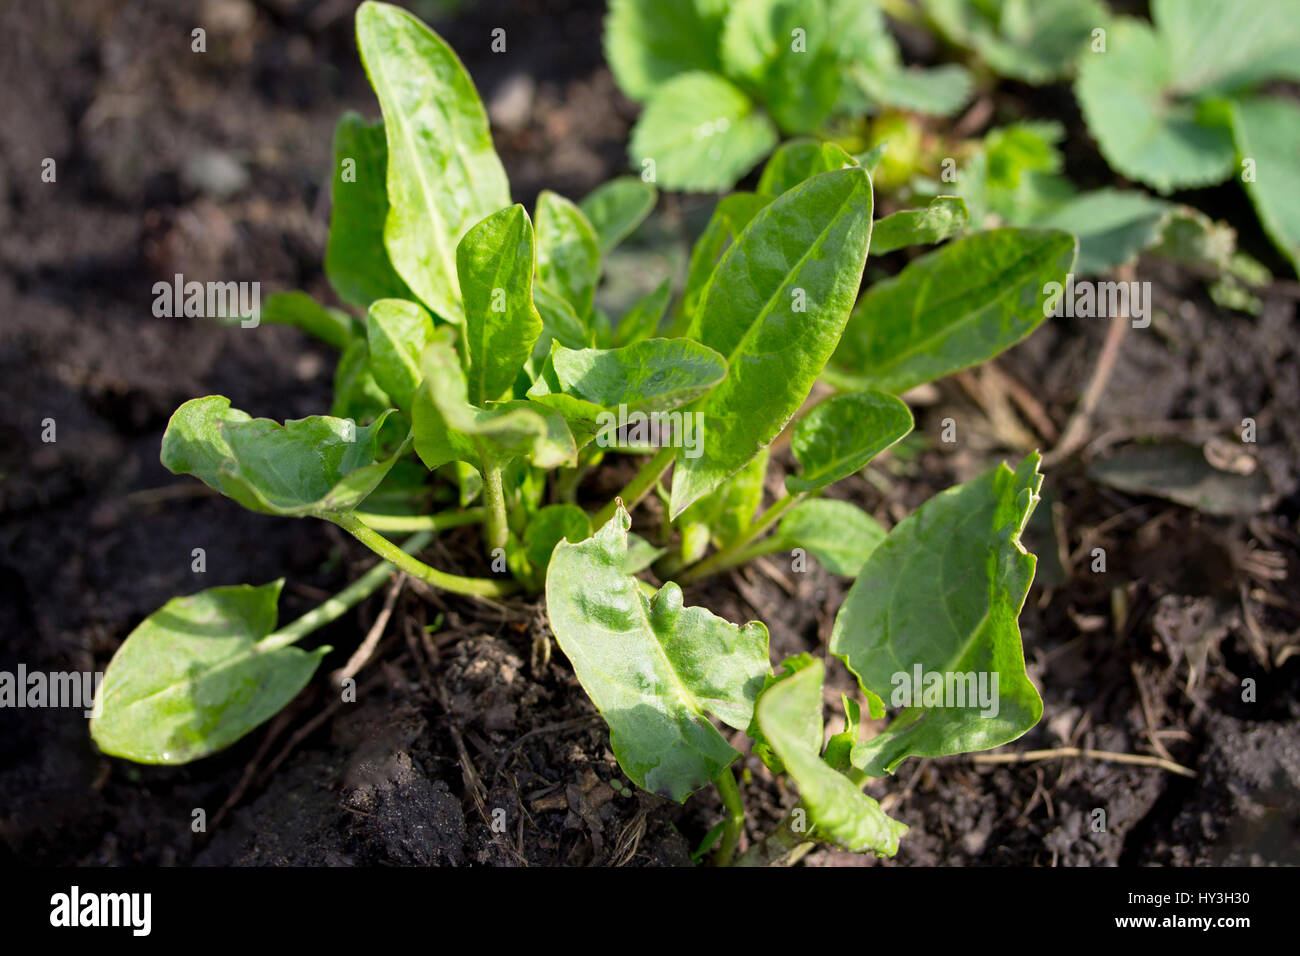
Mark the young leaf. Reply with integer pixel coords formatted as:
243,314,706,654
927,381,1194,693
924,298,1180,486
366,298,436,414
614,277,672,346
522,504,592,580
355,1,509,321
869,197,969,256
261,291,361,351
458,204,543,405
527,338,727,446
535,191,601,318
161,396,405,517
412,333,576,472
90,582,326,764
604,0,730,101
678,447,768,550
325,112,414,308
756,139,857,198
546,506,771,802
829,228,1076,395
676,192,771,331
533,284,596,354
579,178,658,255
670,166,874,517
755,660,907,855
768,498,886,577
786,391,913,493
1230,97,1300,277
831,454,1045,777
628,71,778,193
331,339,392,423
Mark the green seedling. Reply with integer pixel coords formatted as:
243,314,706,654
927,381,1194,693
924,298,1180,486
93,1,1073,865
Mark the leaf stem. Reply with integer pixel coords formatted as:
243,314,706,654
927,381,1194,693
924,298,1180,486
734,803,816,867
353,507,484,532
593,445,677,527
260,530,434,651
676,492,805,585
481,458,510,554
332,513,518,598
711,766,747,866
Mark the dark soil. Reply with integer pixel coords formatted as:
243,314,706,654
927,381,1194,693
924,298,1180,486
2,0,1297,867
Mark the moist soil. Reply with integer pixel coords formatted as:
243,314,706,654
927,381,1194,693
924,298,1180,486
2,0,1297,867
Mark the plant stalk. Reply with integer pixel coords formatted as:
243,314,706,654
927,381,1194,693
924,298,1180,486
332,513,518,598
711,767,747,866
676,492,805,585
593,445,677,527
260,530,434,651
353,507,484,533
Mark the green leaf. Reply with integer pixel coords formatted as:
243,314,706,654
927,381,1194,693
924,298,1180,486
677,192,771,331
625,532,668,574
757,139,857,198
535,191,601,318
787,391,913,493
518,504,592,588
261,291,360,351
924,0,1108,83
614,277,672,346
161,396,405,517
870,197,969,256
755,660,907,855
679,447,769,550
629,71,779,193
604,0,730,101
366,298,436,414
527,337,727,447
1027,188,1174,275
356,1,509,321
671,166,874,517
325,112,414,308
458,204,543,405
1154,0,1300,96
330,339,392,423
823,695,861,772
1230,97,1300,277
720,0,840,134
546,506,771,802
91,582,326,764
412,333,576,471
746,651,816,773
533,284,595,354
852,62,972,117
1075,15,1236,193
830,228,1076,395
770,498,886,577
831,453,1045,777
579,178,658,255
